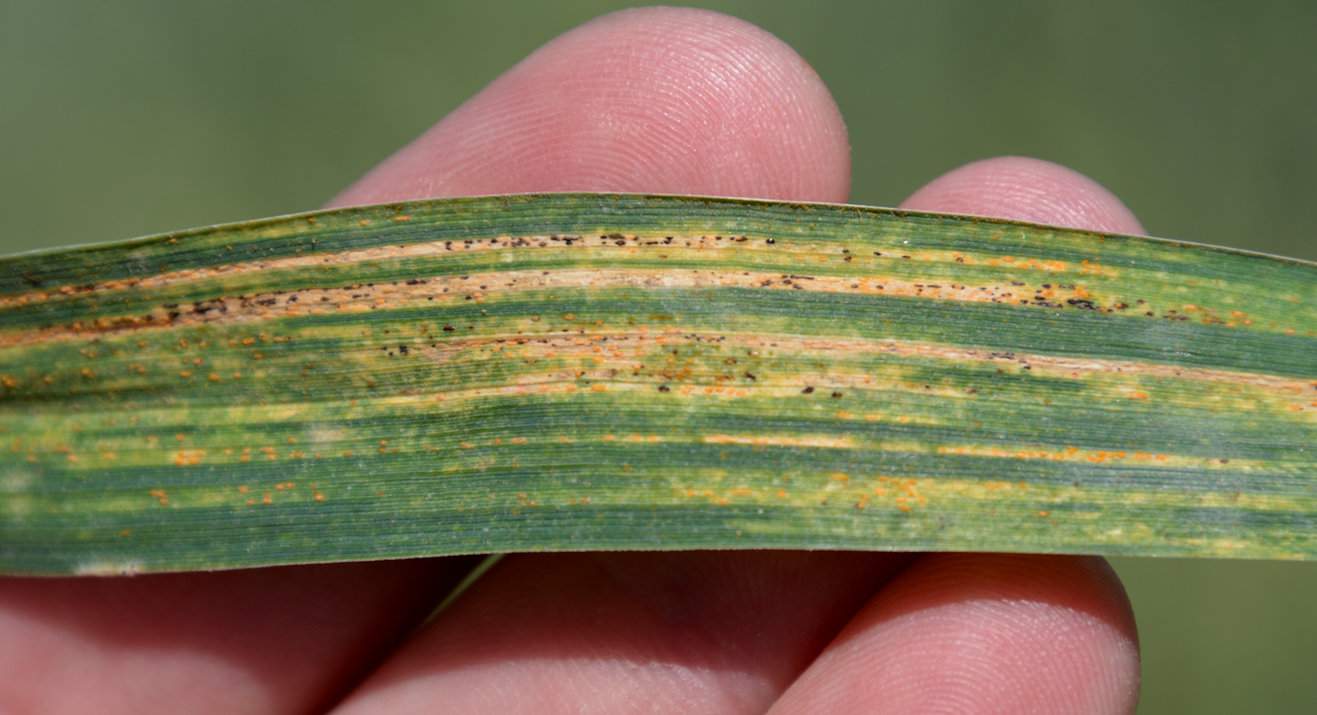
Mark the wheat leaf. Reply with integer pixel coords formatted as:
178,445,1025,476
0,193,1312,575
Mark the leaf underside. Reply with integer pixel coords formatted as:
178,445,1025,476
0,193,1312,575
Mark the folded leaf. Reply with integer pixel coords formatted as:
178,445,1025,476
0,193,1312,575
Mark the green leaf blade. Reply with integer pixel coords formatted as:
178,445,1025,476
1,194,1313,574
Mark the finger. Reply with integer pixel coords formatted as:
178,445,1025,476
332,8,905,714
330,6,849,207
769,554,1140,714
0,559,477,714
768,156,1143,714
900,155,1145,234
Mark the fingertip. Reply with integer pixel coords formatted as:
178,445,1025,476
901,156,1144,235
771,554,1140,714
331,6,850,207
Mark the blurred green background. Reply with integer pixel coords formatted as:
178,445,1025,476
2,1,1313,711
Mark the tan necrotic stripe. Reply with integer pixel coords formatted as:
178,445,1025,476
7,277,1309,399
1,229,1121,309
0,260,1211,346
28,377,1273,474
6,328,1308,478
415,330,1312,394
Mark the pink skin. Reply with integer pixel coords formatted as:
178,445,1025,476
0,8,1140,713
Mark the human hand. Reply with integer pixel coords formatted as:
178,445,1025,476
0,8,1140,713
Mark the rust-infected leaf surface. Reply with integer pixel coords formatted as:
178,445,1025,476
0,194,1312,574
